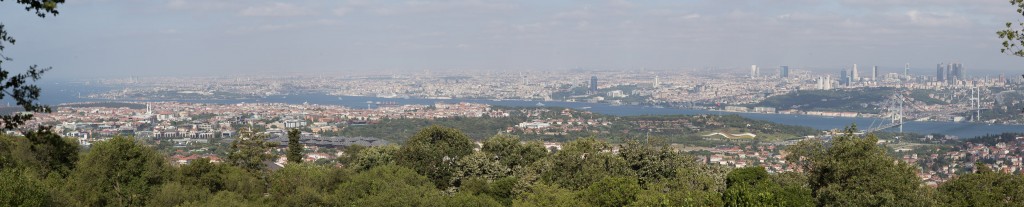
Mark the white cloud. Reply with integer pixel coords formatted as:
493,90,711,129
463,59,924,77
906,10,970,27
332,7,353,16
239,3,316,17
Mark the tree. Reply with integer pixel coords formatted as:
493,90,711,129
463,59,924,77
227,127,275,173
582,176,641,207
534,137,632,190
633,163,727,207
349,144,399,172
0,128,77,177
452,151,510,186
480,134,547,170
0,0,66,130
722,166,812,207
786,125,929,206
68,136,171,207
0,169,52,206
178,158,226,193
21,126,78,176
329,164,444,206
287,128,303,164
147,182,211,207
512,183,586,207
443,192,503,207
397,125,475,189
268,163,334,206
618,139,687,186
937,163,1024,206
998,0,1024,57
337,144,366,167
179,191,269,207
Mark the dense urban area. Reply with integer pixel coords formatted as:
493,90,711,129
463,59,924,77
3,0,1024,206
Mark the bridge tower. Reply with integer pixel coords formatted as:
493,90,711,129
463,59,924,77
898,92,904,133
970,87,981,122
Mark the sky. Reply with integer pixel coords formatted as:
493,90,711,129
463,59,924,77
0,0,1022,79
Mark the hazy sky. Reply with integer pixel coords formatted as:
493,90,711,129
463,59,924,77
1,0,1022,79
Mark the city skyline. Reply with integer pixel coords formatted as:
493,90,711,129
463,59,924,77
0,0,1022,80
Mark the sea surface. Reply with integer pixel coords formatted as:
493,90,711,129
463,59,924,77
28,82,1024,139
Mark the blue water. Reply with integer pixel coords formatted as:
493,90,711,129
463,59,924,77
26,82,1024,138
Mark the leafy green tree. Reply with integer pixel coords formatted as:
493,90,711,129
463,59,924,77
0,0,64,130
337,144,367,166
721,166,811,207
443,192,503,207
458,176,519,206
937,163,1024,206
397,125,475,188
453,151,510,186
633,163,727,206
998,0,1024,57
350,144,399,171
147,182,211,207
513,183,587,207
582,176,641,207
329,164,443,206
287,128,303,163
178,158,226,193
769,172,814,207
216,165,266,199
481,134,547,170
68,136,171,207
618,139,686,186
786,125,929,206
227,127,275,172
0,169,52,206
179,191,268,207
21,126,78,176
534,137,632,190
268,163,334,206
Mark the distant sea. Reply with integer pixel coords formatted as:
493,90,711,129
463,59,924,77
25,82,1024,139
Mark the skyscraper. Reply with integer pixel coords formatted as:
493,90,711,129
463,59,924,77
840,68,849,86
904,63,910,79
936,63,945,82
751,65,759,78
871,66,878,81
946,63,953,84
653,75,660,88
590,76,598,94
780,66,790,78
825,75,832,90
851,64,859,82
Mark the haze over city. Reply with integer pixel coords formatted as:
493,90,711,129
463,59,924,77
0,0,1021,79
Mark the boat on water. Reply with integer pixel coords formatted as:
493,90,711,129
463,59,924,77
536,102,545,107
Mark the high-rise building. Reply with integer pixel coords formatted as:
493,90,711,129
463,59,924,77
840,68,849,86
871,66,878,81
904,63,910,79
946,63,953,84
653,75,660,88
751,65,759,78
816,77,824,90
852,64,859,82
950,63,964,82
824,75,832,90
780,66,790,78
936,63,945,82
590,76,598,94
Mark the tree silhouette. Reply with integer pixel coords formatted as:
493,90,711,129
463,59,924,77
0,0,66,130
